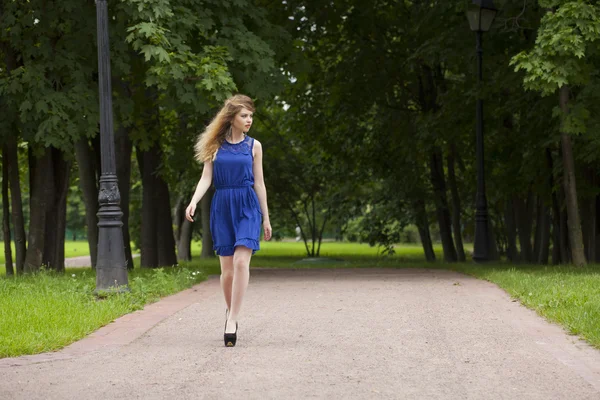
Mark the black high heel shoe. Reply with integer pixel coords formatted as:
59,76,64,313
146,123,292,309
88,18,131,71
224,321,238,347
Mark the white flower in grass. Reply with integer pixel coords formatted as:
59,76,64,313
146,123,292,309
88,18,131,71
72,274,76,278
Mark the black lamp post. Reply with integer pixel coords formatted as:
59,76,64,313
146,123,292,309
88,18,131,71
467,0,498,262
95,0,129,293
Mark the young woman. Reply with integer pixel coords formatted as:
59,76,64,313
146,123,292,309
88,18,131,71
185,94,272,347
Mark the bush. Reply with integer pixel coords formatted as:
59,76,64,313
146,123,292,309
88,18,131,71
399,225,420,243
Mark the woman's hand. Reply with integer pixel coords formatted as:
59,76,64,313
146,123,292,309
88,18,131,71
263,220,272,241
185,203,196,222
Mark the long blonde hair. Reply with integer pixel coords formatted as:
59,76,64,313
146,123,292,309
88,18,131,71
194,94,256,163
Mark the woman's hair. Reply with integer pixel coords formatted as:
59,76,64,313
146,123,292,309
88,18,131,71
194,94,256,163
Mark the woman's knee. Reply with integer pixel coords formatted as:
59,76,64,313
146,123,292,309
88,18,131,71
233,257,249,271
233,248,251,270
219,256,234,276
221,268,234,279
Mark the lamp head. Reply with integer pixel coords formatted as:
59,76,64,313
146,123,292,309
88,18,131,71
467,0,498,32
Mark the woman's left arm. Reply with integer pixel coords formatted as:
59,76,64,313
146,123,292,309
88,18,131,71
253,140,272,241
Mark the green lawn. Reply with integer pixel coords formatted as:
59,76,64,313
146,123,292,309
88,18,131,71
0,264,219,358
1,240,444,267
1,240,599,358
454,263,600,349
0,241,91,265
207,240,447,260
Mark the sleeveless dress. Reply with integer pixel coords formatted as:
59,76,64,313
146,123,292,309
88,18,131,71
210,135,262,256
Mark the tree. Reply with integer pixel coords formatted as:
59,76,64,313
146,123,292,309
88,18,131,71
119,0,288,265
0,0,99,273
511,1,600,266
2,148,14,276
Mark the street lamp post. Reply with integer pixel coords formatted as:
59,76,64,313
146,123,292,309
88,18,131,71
466,0,498,262
95,0,129,292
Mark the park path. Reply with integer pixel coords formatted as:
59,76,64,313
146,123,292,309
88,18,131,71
1,268,600,399
3,255,138,269
65,254,139,268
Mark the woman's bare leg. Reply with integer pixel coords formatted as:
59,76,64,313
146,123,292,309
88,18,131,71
219,255,234,313
225,246,252,333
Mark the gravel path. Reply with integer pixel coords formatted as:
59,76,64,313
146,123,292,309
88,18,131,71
1,268,599,399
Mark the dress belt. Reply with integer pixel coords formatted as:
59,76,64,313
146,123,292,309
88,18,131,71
215,185,251,190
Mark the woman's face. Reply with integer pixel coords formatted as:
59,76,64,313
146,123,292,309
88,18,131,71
232,107,253,134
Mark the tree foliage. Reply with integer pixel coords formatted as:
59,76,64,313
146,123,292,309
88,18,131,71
3,0,600,267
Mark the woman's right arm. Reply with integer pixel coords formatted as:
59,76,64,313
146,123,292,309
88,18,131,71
185,161,213,222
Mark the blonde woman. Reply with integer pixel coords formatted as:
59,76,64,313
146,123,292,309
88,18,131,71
185,94,272,347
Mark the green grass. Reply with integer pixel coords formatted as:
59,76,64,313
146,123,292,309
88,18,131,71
0,241,92,265
0,264,220,358
453,263,600,349
1,240,599,358
1,240,439,268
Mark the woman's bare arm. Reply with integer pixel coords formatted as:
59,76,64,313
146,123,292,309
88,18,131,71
185,161,213,222
252,140,272,241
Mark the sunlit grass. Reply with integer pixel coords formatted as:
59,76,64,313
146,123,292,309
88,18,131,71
192,240,448,259
0,241,92,266
2,240,442,270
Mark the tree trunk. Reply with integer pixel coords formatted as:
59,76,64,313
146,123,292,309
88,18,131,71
75,138,99,269
316,208,331,257
91,135,102,183
178,219,193,262
200,186,215,258
596,195,600,262
582,195,596,263
156,171,177,267
414,198,436,262
42,148,70,273
533,199,551,264
38,148,70,271
137,146,158,268
547,148,562,264
539,216,551,265
174,198,182,248
2,47,25,274
533,197,542,261
311,195,317,256
174,196,192,261
487,215,500,261
552,212,561,264
429,149,457,262
174,197,184,255
559,86,586,266
4,136,26,274
24,147,52,273
560,205,571,263
581,168,596,262
2,150,14,276
115,126,134,270
504,197,519,262
514,193,534,263
41,153,57,271
417,66,445,262
446,145,466,261
137,144,177,267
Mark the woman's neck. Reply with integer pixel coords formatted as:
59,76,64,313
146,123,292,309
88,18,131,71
229,127,245,143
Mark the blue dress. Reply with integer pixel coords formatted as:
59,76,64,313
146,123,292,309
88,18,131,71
210,135,262,256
